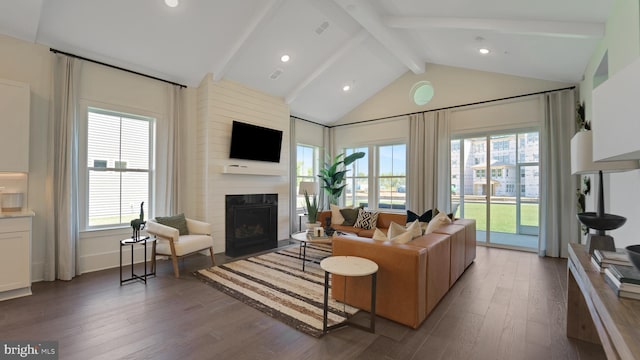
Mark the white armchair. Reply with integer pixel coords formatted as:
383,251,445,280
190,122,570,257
146,217,215,278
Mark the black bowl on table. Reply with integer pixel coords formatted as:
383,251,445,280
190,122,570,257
626,245,640,271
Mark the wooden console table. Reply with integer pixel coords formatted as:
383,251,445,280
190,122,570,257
567,243,640,359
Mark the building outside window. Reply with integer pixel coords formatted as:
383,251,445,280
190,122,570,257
85,108,152,229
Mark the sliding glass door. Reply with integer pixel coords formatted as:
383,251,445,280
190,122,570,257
451,130,540,250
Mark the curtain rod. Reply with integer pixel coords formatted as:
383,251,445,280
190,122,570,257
49,48,187,88
299,85,576,129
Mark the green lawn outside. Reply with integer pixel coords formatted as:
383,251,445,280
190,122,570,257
460,203,539,233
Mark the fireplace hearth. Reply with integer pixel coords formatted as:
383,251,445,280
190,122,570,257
225,194,277,257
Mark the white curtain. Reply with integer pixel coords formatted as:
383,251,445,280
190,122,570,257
408,111,452,212
540,89,578,258
157,84,183,215
289,117,298,234
408,113,427,211
44,54,82,281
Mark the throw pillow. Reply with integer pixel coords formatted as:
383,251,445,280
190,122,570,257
372,228,387,241
340,206,362,226
354,208,379,230
406,209,433,224
391,230,414,244
155,213,189,235
424,211,452,234
330,204,352,225
406,219,423,238
388,221,407,239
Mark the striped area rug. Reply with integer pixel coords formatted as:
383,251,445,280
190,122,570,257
194,244,359,337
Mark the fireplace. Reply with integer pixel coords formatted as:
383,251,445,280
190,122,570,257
225,194,278,257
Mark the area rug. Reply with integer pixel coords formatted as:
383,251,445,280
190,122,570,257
194,244,359,337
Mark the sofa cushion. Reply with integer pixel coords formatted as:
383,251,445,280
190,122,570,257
155,213,189,235
354,208,379,230
425,211,452,234
340,207,361,226
330,204,352,225
375,220,421,244
372,228,387,241
407,209,433,223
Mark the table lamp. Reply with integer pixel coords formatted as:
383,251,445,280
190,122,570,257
298,181,318,197
570,130,640,254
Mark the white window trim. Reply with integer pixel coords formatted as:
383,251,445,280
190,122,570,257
79,100,158,232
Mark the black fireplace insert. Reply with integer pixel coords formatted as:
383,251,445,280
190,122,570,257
225,194,277,257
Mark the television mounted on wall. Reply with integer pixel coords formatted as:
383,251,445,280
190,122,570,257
229,120,283,163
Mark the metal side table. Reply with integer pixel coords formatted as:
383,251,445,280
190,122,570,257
120,236,156,285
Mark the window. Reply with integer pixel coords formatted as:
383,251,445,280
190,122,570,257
341,144,406,211
86,108,152,228
296,144,319,210
377,144,406,210
344,147,369,208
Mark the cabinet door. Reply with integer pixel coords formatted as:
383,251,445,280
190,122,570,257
0,231,30,292
0,79,30,171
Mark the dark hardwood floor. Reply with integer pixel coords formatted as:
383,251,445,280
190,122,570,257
0,244,606,360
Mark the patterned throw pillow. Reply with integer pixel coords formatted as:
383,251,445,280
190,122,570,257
155,213,189,235
354,208,379,230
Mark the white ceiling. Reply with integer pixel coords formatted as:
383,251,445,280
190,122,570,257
0,0,613,124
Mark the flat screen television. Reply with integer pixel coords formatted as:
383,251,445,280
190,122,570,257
229,120,283,163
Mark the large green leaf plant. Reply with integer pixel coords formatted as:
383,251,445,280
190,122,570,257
318,152,365,205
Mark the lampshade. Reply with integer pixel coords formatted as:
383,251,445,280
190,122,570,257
298,181,318,196
571,130,639,175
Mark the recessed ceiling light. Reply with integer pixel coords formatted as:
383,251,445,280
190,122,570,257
280,54,290,63
342,84,352,92
165,0,179,7
479,48,490,55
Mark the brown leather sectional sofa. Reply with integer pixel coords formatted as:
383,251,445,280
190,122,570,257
322,210,476,329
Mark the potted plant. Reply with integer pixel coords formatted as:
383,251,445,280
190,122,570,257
303,191,322,229
318,152,366,205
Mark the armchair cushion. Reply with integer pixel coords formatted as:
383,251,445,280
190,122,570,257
156,234,213,256
155,213,189,235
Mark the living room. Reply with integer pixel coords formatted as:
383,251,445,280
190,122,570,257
0,0,638,358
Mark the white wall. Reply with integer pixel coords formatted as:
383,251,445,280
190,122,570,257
336,63,571,126
0,34,52,280
196,76,290,253
0,33,195,278
77,60,187,273
449,95,543,134
580,0,640,249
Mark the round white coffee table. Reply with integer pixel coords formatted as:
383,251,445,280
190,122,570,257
320,255,378,334
291,231,332,271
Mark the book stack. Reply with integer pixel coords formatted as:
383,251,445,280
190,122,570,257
604,264,640,300
591,248,631,273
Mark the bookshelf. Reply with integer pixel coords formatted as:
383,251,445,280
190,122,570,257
567,243,640,359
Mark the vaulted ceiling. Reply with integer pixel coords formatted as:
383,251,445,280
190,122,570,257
0,0,613,124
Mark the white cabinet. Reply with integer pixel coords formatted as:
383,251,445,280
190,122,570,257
0,78,30,171
0,214,33,301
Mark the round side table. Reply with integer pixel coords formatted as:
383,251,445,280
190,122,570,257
320,255,378,334
120,236,156,285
